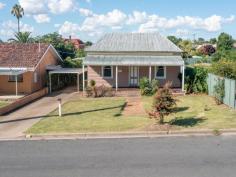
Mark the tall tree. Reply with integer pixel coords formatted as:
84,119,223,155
8,32,33,43
167,36,182,46
217,32,234,51
11,4,24,33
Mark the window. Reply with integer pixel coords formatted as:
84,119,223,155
102,66,113,78
8,74,23,82
155,66,166,79
34,72,38,83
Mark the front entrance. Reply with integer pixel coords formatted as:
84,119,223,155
129,66,139,87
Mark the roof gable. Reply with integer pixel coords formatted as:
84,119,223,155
0,43,62,69
86,33,182,53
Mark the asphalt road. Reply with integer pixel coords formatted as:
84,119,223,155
0,136,236,177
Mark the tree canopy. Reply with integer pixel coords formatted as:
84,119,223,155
8,32,33,43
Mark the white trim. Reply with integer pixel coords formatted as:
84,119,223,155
155,66,166,79
149,66,152,82
101,66,113,79
33,45,63,72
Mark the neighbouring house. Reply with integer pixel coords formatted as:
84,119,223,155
83,33,185,91
64,36,85,49
0,43,62,95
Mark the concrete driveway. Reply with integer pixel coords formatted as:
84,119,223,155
0,90,79,139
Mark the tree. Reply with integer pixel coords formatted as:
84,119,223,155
85,41,93,46
198,44,216,56
209,38,217,44
217,32,233,51
197,37,205,44
11,4,24,33
148,82,177,124
167,36,182,46
8,32,33,43
178,40,195,58
36,32,76,59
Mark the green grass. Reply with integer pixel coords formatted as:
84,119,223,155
0,101,10,108
27,97,152,134
142,95,236,130
28,95,236,134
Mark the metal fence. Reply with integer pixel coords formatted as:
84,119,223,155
207,73,236,109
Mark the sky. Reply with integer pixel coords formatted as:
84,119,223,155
0,0,236,42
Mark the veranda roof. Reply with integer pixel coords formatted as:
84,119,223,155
84,55,184,66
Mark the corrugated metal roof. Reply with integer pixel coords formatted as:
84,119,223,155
84,55,184,66
86,33,182,52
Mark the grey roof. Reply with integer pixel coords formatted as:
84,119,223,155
84,55,184,66
86,33,182,53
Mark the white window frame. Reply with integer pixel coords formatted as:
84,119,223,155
155,66,166,79
101,66,113,79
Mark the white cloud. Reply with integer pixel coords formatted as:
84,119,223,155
34,14,50,23
79,8,93,17
0,2,6,10
137,14,235,33
126,11,148,25
0,20,34,37
58,21,80,37
19,0,46,14
48,0,75,14
80,9,127,33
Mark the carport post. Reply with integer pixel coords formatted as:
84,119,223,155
182,65,185,92
82,64,85,94
15,74,18,96
49,73,52,93
77,73,80,92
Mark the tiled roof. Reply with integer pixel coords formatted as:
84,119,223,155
0,43,50,68
86,33,182,53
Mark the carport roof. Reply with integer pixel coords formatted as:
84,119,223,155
49,68,87,74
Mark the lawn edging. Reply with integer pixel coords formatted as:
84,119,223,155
25,129,236,140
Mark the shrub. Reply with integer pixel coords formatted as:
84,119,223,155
211,60,236,79
184,66,208,94
139,77,159,96
86,80,114,97
148,82,177,124
213,78,225,105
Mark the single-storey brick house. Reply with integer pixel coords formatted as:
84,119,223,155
0,43,62,95
83,33,185,91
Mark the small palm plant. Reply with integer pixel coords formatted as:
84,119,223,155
149,82,177,124
8,32,33,43
11,4,24,33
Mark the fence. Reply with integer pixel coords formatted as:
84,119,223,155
207,73,236,109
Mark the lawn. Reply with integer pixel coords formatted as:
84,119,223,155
0,101,10,108
27,97,152,134
28,95,236,134
142,95,236,130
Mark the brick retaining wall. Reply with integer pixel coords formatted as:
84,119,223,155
0,88,48,115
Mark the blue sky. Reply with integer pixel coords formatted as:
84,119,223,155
0,0,236,42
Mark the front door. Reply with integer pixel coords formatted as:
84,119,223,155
129,66,139,87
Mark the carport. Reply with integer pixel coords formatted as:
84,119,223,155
0,68,27,96
48,68,87,93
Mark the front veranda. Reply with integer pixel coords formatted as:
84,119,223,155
83,55,185,92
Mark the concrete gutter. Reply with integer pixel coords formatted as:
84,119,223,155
1,129,236,141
